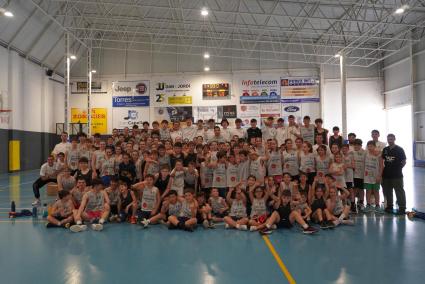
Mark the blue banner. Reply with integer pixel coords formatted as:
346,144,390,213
112,96,150,107
281,98,320,103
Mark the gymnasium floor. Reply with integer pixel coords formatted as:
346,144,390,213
0,168,424,284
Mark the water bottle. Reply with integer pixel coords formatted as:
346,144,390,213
32,206,38,218
9,201,16,218
42,203,48,218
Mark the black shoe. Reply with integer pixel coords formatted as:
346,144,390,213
350,204,357,214
396,209,406,215
168,224,177,230
384,207,394,214
177,221,185,229
320,221,328,229
326,221,335,229
45,223,59,228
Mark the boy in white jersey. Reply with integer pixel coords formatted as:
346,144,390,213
262,116,277,142
299,116,315,145
168,189,198,232
70,179,110,232
352,139,366,212
209,188,229,222
363,141,384,213
224,186,249,230
133,174,161,227
46,190,74,228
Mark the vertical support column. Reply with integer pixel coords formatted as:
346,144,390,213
319,64,325,118
64,32,70,133
87,48,92,137
409,35,416,162
340,54,347,138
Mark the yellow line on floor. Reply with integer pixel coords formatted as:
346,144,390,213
262,235,296,284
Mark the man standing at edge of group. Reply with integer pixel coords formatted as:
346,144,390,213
382,134,407,215
52,132,71,158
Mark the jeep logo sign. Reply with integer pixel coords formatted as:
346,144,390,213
284,106,300,112
114,86,132,93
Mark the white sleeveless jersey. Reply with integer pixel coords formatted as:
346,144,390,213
141,186,158,212
238,160,250,181
146,162,160,176
250,198,267,217
179,200,193,218
299,152,316,173
283,151,299,176
364,153,380,184
300,125,315,145
67,149,80,170
101,156,116,176
267,151,283,176
330,162,346,187
84,191,104,212
93,150,105,170
107,189,120,206
200,163,214,188
315,156,331,177
249,158,265,182
212,163,227,188
229,199,247,218
226,163,239,188
343,152,354,183
209,196,226,214
171,170,185,196
168,201,182,216
353,149,366,179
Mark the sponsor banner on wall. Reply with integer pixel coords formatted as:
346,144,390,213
168,96,192,105
239,78,280,104
152,80,192,106
260,104,281,118
91,108,107,134
71,108,107,134
280,78,319,103
112,80,150,107
71,81,107,94
0,90,11,128
112,107,150,129
202,83,230,100
217,105,237,119
238,104,260,126
194,106,218,121
153,107,193,123
282,104,303,124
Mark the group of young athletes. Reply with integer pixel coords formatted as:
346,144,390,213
33,115,398,235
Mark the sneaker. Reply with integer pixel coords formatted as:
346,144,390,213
303,226,318,234
363,204,372,213
259,228,273,235
91,223,103,231
141,218,150,228
203,219,209,229
70,224,87,233
271,224,277,230
130,216,137,224
45,222,58,228
374,205,384,214
238,225,248,231
31,200,41,206
64,223,71,229
326,220,336,229
384,207,394,214
320,221,328,229
350,204,357,214
208,220,215,229
358,203,365,212
225,224,230,229
250,226,257,232
396,209,406,215
341,219,355,225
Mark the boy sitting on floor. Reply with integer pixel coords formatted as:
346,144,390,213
46,190,74,228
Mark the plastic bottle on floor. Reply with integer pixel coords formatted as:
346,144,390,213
42,203,48,218
32,206,38,218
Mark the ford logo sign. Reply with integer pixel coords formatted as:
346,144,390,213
284,106,300,112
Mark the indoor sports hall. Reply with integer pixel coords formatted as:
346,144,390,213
0,1,425,284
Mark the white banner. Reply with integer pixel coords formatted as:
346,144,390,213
151,78,192,106
71,80,108,94
112,80,150,107
238,105,260,126
281,104,303,124
235,75,281,104
194,106,218,121
112,107,150,129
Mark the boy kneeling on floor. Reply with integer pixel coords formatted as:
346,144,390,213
46,190,74,228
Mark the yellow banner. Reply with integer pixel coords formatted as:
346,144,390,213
71,108,88,123
168,96,192,105
91,108,107,134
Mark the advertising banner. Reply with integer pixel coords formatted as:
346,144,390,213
152,80,192,106
194,106,218,121
71,81,107,94
239,78,280,104
90,108,107,134
71,108,88,123
112,107,150,129
202,83,230,100
153,107,193,123
280,78,320,103
112,80,150,107
260,104,281,118
217,105,237,119
281,104,303,124
238,104,260,126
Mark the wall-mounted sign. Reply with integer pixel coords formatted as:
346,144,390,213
194,106,218,121
280,78,320,103
112,107,150,129
218,105,237,119
112,81,150,107
71,81,107,94
168,96,192,105
202,83,230,100
153,107,193,123
71,108,107,134
239,78,280,104
152,80,191,106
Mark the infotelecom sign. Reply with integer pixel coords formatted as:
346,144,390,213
240,78,280,104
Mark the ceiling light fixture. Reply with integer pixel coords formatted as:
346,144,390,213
70,55,77,60
334,53,341,58
395,5,409,14
91,70,97,73
201,8,209,16
204,66,210,72
4,11,13,17
204,52,210,59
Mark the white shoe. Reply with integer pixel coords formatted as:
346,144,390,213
250,226,257,231
238,225,248,231
341,219,354,226
32,200,41,206
141,218,150,228
225,224,230,229
271,224,277,230
91,223,103,231
70,224,87,233
202,219,209,229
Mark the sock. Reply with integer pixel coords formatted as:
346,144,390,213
99,218,105,224
76,221,82,225
339,213,346,221
302,224,308,229
266,223,271,229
